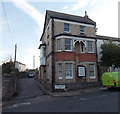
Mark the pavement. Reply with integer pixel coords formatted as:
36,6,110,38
36,80,106,97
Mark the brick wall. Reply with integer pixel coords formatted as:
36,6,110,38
55,52,96,62
54,21,96,37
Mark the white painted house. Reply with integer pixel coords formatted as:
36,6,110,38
15,61,26,72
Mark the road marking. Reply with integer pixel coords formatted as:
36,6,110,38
8,102,30,109
80,98,87,100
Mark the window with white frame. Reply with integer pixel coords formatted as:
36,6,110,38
89,64,95,79
58,39,62,51
64,23,69,32
65,39,72,51
65,63,73,79
58,63,62,79
87,41,94,53
80,26,85,33
80,41,85,53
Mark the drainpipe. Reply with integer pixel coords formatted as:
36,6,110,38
51,18,55,92
95,37,100,82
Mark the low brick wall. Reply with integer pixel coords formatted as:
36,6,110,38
40,80,101,92
65,82,102,90
2,73,17,101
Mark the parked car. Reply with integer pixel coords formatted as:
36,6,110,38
102,72,120,89
28,72,35,78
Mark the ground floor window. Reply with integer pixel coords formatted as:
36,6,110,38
65,63,73,79
89,64,95,79
58,63,62,79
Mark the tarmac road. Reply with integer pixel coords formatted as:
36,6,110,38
3,87,120,112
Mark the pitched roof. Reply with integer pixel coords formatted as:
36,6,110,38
47,10,96,25
96,35,120,41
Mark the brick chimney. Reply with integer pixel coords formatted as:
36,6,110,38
84,11,88,18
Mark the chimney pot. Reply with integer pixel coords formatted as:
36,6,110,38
84,11,88,18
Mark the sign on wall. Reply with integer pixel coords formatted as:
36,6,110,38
55,84,65,89
78,66,86,77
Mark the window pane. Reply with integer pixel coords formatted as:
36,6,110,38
65,64,73,78
89,64,95,78
81,42,85,52
65,39,72,50
64,23,69,28
64,23,69,32
88,41,93,52
64,28,69,32
65,39,71,44
58,64,62,79
58,39,62,50
80,26,85,32
66,64,72,69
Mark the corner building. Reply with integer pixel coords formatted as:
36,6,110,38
39,10,99,91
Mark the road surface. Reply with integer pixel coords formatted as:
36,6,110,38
2,78,120,112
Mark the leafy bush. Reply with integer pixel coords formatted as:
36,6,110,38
2,61,19,76
100,43,120,69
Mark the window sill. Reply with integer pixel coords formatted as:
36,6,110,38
58,50,63,52
64,50,72,52
88,52,94,53
80,32,85,34
81,52,85,53
58,77,62,80
64,31,71,33
65,77,73,79
90,77,96,79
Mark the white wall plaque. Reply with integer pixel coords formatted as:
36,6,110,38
55,85,65,89
78,66,85,77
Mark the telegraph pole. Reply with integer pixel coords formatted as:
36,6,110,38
14,44,17,67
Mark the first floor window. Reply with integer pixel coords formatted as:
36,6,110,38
65,63,73,79
89,64,95,79
58,39,62,51
65,39,72,51
80,25,85,33
64,23,69,32
87,41,94,52
58,63,62,79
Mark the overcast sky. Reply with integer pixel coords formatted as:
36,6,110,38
0,0,119,69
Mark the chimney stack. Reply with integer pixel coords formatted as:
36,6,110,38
84,11,88,18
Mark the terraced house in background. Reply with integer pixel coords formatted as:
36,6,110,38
38,10,119,91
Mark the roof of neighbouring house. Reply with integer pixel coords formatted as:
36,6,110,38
46,10,96,25
96,35,120,41
15,61,26,66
